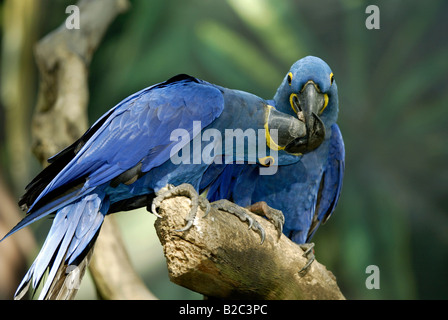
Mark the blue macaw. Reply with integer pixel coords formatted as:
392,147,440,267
205,56,345,256
0,64,325,299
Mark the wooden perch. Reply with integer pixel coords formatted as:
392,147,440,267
155,196,345,300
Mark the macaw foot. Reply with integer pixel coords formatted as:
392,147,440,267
245,201,285,240
298,242,315,275
151,183,211,232
211,199,266,244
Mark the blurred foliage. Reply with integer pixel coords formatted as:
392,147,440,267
1,0,447,299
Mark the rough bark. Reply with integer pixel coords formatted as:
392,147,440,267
30,0,155,300
155,196,345,300
32,0,130,162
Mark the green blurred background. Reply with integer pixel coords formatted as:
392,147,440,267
0,0,447,299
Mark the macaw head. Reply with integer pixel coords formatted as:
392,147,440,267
274,56,338,154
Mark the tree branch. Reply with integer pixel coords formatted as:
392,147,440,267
32,0,130,162
88,215,157,300
155,196,345,300
31,0,156,300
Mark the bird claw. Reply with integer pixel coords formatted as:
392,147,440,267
245,201,285,240
151,183,210,232
298,242,315,275
211,199,266,244
175,220,194,233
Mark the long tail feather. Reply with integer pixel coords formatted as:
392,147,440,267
14,190,109,300
0,187,95,243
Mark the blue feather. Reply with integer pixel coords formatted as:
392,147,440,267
3,57,345,299
205,56,344,245
14,190,107,299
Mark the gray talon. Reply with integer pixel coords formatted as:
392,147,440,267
150,201,163,218
245,201,285,240
247,216,254,229
200,197,211,218
211,199,266,244
175,220,194,232
254,221,266,244
298,242,315,275
150,183,209,232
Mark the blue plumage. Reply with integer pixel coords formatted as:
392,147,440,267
3,76,225,241
3,75,230,299
206,56,345,244
15,190,108,299
1,71,307,299
1,56,344,299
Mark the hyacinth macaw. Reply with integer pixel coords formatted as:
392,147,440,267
205,56,345,264
0,59,325,299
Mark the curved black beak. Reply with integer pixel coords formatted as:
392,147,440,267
284,81,326,154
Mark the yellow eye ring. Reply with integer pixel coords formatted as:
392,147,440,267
287,72,293,85
330,72,334,85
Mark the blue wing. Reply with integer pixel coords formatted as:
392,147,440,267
2,74,224,240
3,74,226,299
305,124,345,242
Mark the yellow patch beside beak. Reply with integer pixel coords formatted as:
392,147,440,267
320,94,329,114
264,105,285,151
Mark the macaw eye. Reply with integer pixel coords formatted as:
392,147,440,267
287,72,293,86
330,72,334,85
